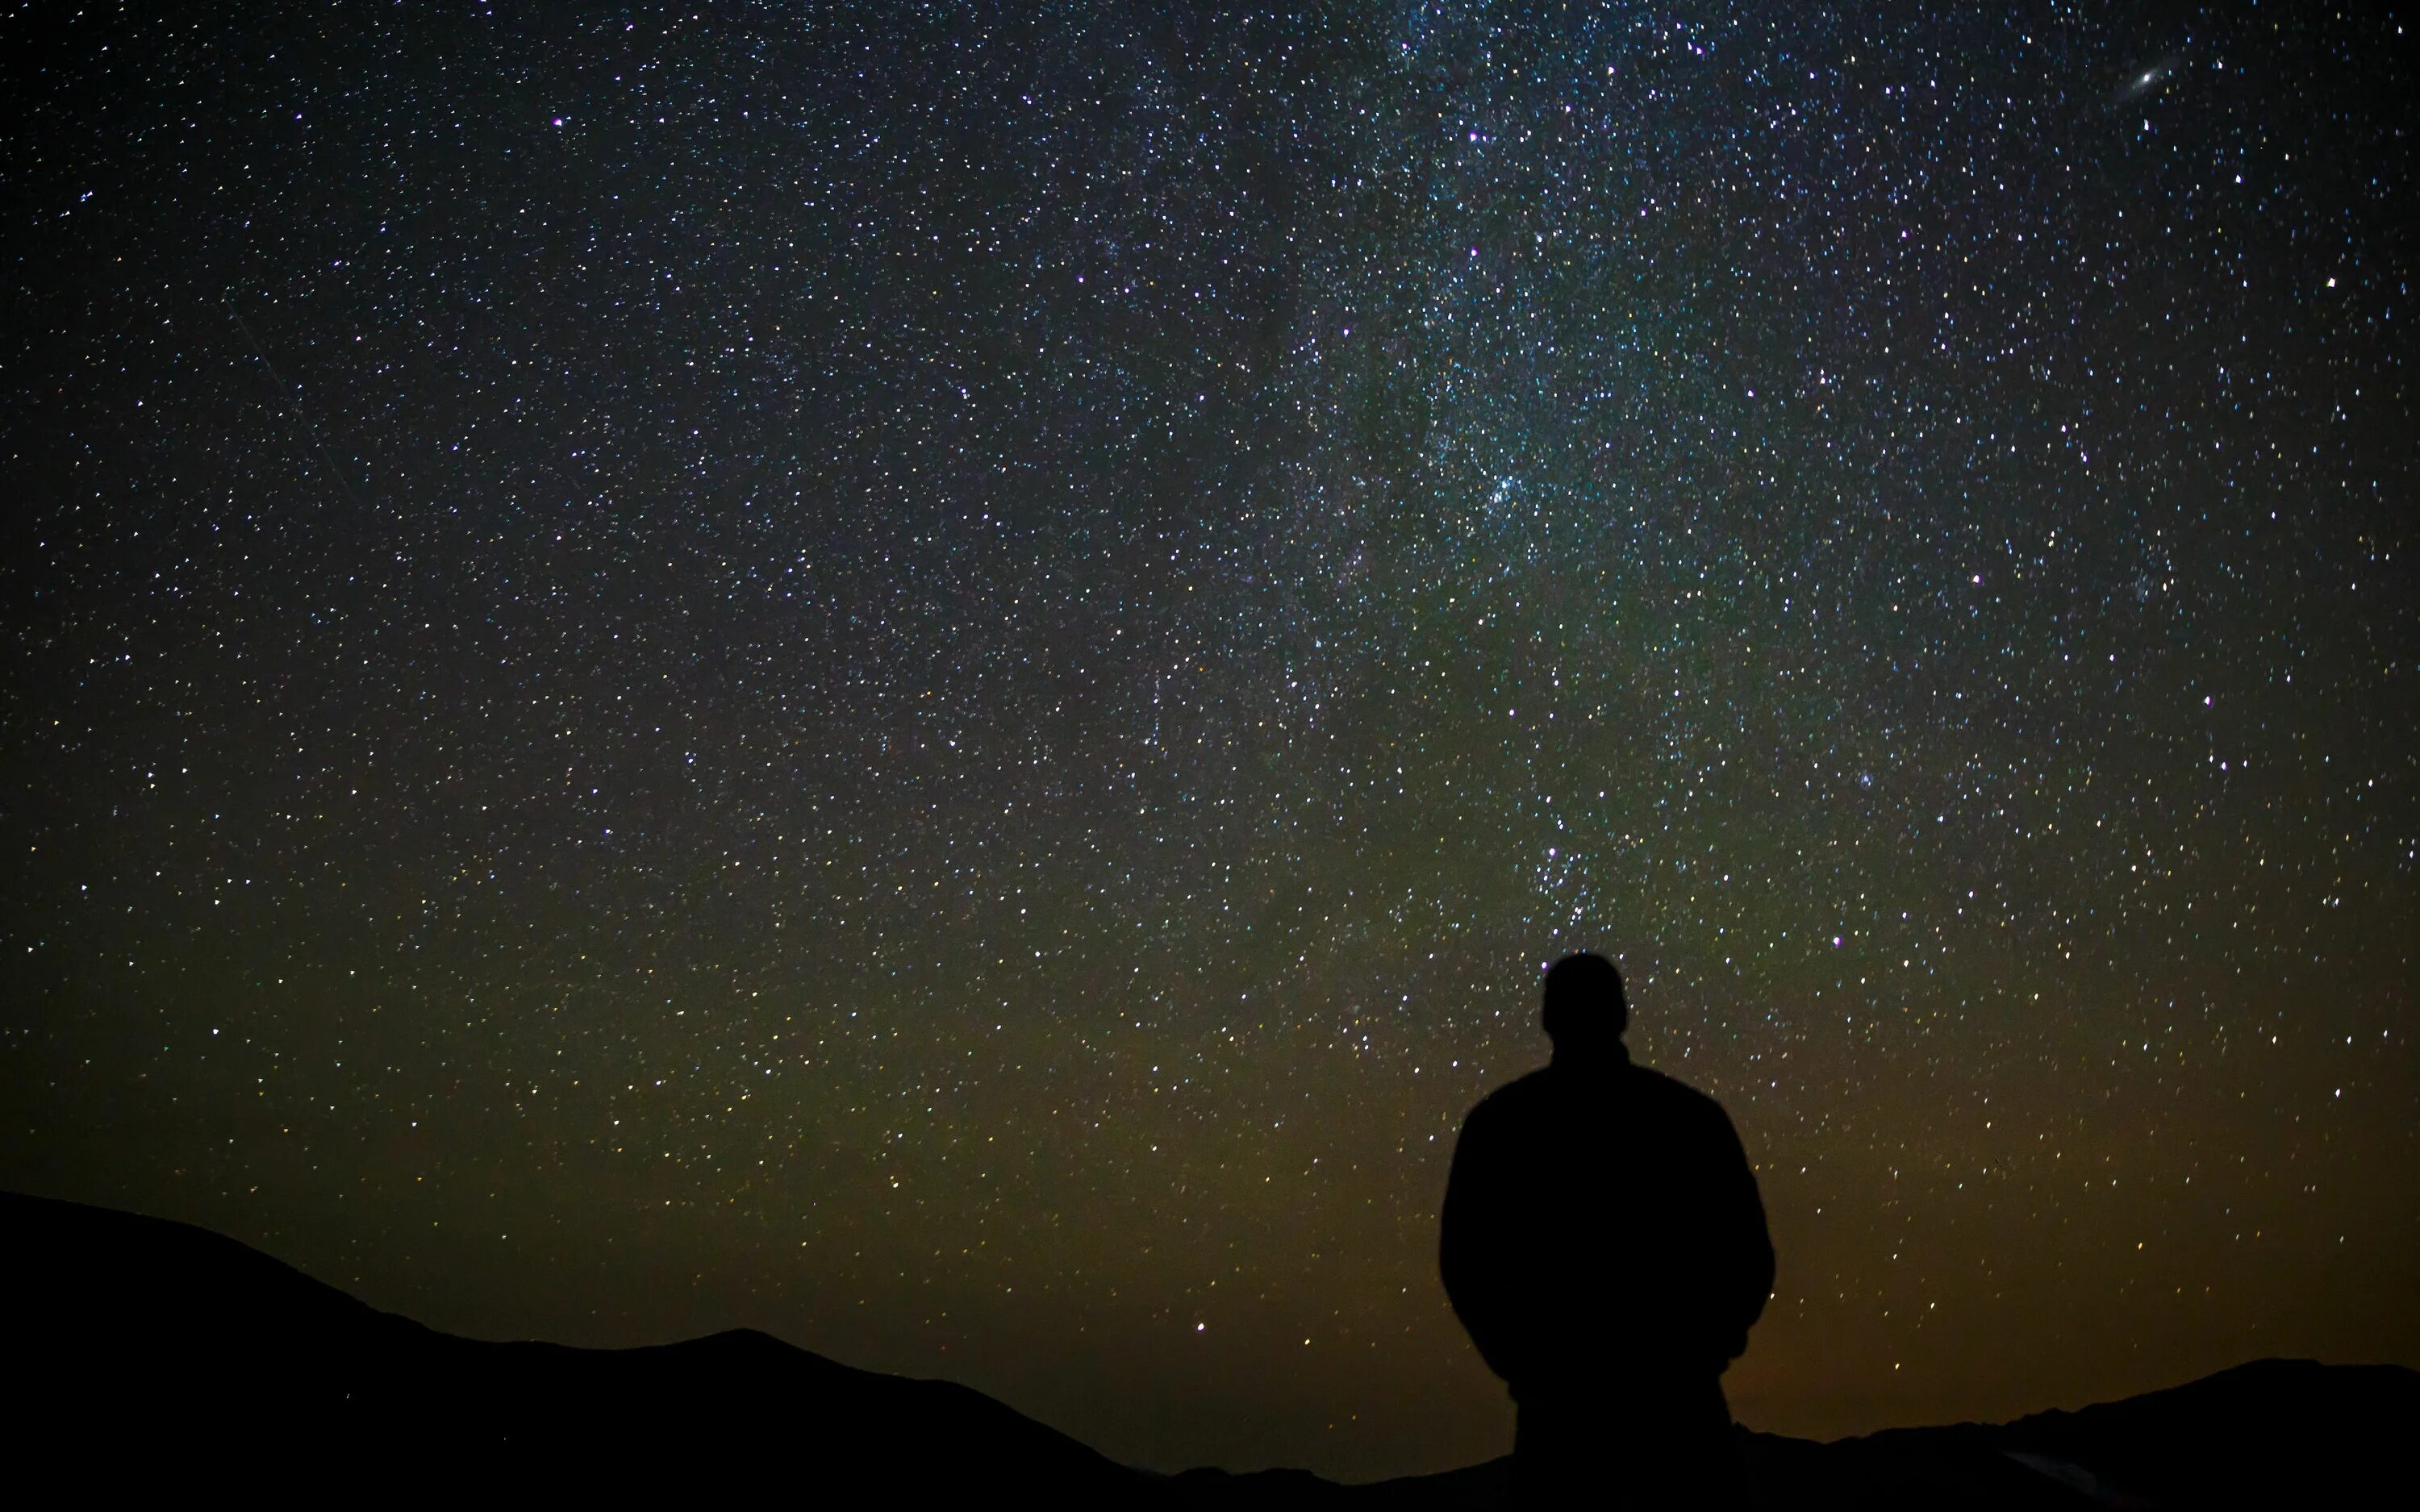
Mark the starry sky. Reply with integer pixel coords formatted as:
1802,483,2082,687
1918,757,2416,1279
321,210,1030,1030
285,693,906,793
2,0,2414,1483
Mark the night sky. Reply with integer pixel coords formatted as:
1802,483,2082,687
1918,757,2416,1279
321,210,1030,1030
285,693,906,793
3,0,2414,1482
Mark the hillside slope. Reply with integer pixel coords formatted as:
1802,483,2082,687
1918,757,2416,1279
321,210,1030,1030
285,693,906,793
9,1190,2411,1506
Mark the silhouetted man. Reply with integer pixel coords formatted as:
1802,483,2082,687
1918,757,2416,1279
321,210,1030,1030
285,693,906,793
1441,952,1773,1508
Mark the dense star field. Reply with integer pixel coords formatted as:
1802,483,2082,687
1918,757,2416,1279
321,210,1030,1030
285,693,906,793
2,0,2413,1481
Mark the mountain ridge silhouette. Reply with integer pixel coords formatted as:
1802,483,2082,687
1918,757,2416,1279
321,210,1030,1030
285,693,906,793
9,1190,2410,1506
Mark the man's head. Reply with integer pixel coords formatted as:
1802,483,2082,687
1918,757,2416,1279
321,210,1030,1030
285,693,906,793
1541,952,1628,1052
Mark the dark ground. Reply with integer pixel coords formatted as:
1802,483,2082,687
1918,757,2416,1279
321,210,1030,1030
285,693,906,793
9,1190,2412,1506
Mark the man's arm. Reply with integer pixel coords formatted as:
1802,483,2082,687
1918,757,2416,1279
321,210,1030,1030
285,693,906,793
1439,1101,1525,1385
1709,1102,1775,1354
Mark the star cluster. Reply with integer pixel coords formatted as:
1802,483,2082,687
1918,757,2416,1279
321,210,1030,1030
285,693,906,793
2,1,2412,1481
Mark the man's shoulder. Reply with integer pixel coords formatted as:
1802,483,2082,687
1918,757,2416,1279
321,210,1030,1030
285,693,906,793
1626,1063,1734,1123
1465,1066,1555,1123
1463,1060,1734,1127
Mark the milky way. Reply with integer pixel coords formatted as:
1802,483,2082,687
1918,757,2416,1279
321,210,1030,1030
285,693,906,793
3,2,2413,1481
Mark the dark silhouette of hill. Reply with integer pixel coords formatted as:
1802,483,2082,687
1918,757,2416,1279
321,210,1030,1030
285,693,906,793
1738,1356,2420,1509
4,1189,1164,1502
1174,1359,2420,1509
10,1190,2413,1506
